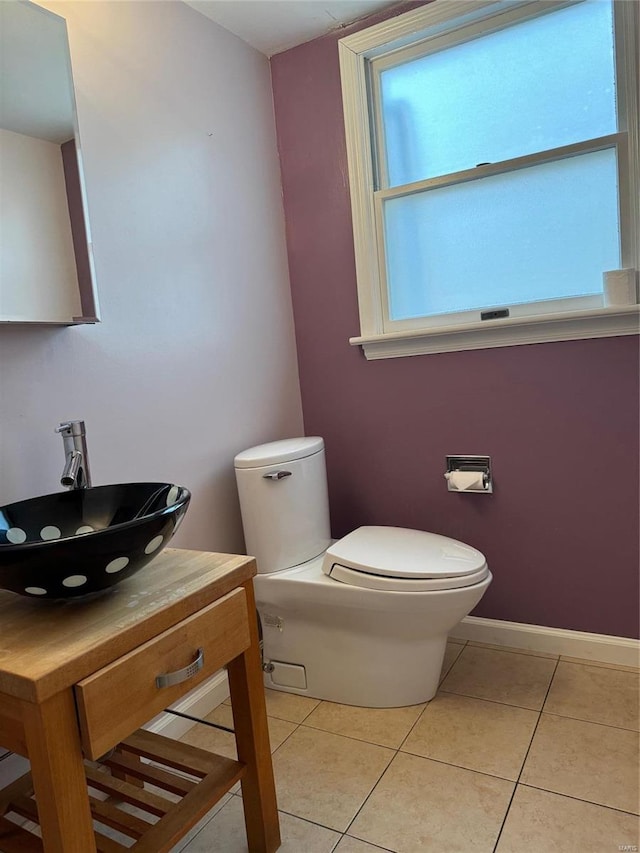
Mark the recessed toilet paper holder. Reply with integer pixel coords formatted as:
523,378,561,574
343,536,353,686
445,455,493,493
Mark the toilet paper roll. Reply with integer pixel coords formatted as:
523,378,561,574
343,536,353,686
603,269,638,307
445,471,485,492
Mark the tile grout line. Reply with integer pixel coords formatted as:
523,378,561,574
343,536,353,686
272,804,350,835
490,655,561,853
436,686,640,731
465,645,639,674
394,749,526,785
557,659,640,674
517,781,640,818
270,718,301,754
341,746,401,847
289,716,542,786
335,832,395,852
300,718,421,750
436,687,550,712
538,709,640,734
466,642,560,660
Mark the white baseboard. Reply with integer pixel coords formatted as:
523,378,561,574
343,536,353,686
450,616,640,668
145,669,230,740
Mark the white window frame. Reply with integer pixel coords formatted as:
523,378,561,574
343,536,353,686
339,0,639,359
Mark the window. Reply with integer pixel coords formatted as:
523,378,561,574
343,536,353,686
339,0,639,358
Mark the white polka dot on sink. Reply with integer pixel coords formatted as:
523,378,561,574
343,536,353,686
166,486,180,506
6,527,27,544
25,587,47,596
144,535,163,554
75,525,94,536
40,526,61,541
105,557,129,574
62,575,87,588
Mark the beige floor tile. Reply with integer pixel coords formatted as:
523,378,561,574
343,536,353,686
178,795,340,852
167,794,233,852
441,645,557,710
270,725,394,832
521,714,640,814
544,661,640,730
440,641,465,681
179,706,236,759
496,785,640,853
225,688,321,723
561,655,640,674
304,700,425,749
349,752,514,853
336,837,393,852
401,692,538,780
180,704,297,760
469,641,558,660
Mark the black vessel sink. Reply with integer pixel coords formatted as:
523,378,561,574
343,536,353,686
0,483,190,599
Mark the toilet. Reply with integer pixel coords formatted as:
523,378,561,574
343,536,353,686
234,437,491,707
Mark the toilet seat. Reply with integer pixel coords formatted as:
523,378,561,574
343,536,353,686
322,526,489,592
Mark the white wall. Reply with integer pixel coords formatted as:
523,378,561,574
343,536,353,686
0,128,81,321
0,1,303,553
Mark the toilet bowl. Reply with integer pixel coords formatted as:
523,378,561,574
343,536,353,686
234,437,491,707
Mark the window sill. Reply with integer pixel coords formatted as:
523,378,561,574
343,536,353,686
350,305,640,359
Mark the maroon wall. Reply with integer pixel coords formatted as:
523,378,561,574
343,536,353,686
270,7,640,638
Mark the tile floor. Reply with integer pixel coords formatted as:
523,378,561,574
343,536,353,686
0,640,637,851
174,640,639,853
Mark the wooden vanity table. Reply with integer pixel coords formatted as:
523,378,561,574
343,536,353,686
0,549,280,852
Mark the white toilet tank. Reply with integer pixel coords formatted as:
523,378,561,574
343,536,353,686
234,437,331,574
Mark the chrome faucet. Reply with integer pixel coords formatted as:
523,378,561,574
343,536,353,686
56,420,91,489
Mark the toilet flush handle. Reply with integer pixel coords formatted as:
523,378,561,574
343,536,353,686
262,470,292,480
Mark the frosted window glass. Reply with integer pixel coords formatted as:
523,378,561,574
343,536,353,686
379,1,616,187
383,148,620,320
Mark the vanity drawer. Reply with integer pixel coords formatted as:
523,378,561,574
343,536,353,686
75,587,250,760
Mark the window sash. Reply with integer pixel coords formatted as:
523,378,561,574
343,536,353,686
369,0,599,192
373,136,626,330
374,135,625,203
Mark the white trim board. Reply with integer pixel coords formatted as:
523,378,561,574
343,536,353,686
450,616,640,668
350,306,640,359
144,669,230,740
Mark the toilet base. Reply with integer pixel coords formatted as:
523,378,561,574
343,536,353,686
254,556,491,708
262,625,446,707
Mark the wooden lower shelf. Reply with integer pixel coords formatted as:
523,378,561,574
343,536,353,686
0,729,245,852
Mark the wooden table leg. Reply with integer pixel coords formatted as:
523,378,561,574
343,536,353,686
22,690,96,853
227,581,280,853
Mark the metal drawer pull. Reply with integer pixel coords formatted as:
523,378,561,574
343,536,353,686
155,648,204,688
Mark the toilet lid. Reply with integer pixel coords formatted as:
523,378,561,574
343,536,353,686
321,526,488,591
234,437,324,469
